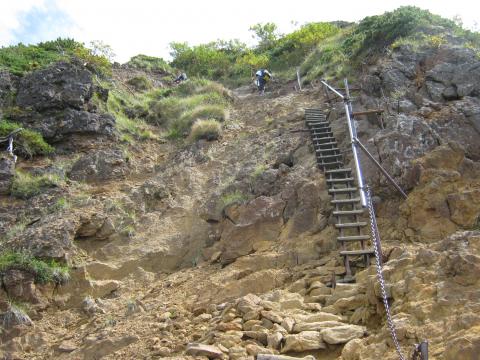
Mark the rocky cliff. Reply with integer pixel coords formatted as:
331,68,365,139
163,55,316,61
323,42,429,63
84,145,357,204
0,27,479,360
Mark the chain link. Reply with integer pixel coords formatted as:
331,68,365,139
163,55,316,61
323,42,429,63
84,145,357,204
365,186,406,360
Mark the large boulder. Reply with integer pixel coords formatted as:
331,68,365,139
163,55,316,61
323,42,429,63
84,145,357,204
12,108,115,142
1,269,38,303
11,213,80,261
219,196,285,264
68,149,130,182
281,331,326,353
10,61,115,143
425,46,480,100
320,325,366,345
16,62,93,111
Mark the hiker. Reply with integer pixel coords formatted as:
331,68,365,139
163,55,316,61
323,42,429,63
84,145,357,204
174,72,187,84
255,69,272,94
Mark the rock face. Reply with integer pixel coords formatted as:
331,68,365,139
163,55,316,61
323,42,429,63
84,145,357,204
69,149,130,182
16,61,93,111
0,153,15,195
0,71,17,108
354,40,480,194
219,196,285,264
11,61,115,143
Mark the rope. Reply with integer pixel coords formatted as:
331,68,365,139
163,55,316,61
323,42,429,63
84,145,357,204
365,186,406,360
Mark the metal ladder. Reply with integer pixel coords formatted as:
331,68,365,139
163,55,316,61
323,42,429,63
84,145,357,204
303,79,428,360
305,108,374,278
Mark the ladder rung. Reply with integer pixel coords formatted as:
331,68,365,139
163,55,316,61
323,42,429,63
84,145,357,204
326,168,352,174
307,121,329,125
312,136,335,141
315,141,338,147
337,235,371,242
328,187,357,193
333,209,364,216
330,198,360,204
312,130,333,135
340,249,375,256
316,147,340,153
335,222,367,228
319,161,342,167
326,177,355,183
319,154,342,160
308,122,330,126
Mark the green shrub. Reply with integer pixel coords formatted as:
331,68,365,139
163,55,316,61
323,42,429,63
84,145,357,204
126,54,172,73
299,31,350,82
0,251,70,285
342,6,458,57
10,170,62,199
188,119,222,141
0,120,54,157
0,38,111,76
126,75,153,91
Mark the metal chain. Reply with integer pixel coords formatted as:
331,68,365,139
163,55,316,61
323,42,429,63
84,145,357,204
365,186,406,360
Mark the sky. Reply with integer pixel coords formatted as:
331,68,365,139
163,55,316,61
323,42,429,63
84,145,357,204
1,0,479,63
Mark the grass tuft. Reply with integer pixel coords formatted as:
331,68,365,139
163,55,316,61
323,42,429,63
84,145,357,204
188,119,222,141
10,170,62,199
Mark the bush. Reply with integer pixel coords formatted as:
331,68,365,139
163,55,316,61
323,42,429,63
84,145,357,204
126,75,153,91
188,119,222,141
299,31,350,82
0,38,111,76
342,6,458,57
0,251,70,285
126,54,172,73
0,120,54,157
269,22,340,69
10,170,62,199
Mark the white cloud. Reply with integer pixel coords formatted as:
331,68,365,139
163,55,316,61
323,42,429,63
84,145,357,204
1,0,479,62
0,0,46,44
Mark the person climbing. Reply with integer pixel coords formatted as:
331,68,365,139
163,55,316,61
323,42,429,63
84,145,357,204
174,72,188,84
255,69,272,95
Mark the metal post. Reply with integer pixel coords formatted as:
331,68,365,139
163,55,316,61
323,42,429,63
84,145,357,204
296,68,302,91
343,79,367,207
